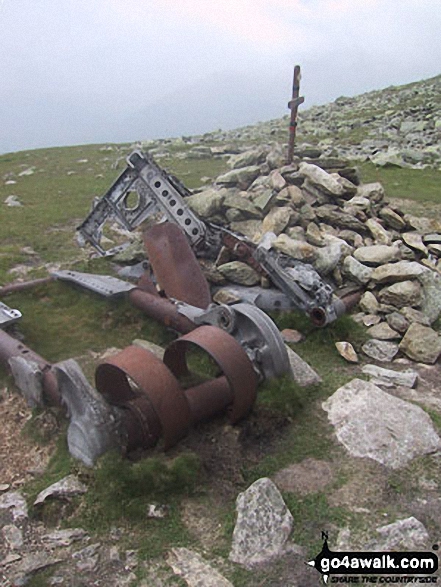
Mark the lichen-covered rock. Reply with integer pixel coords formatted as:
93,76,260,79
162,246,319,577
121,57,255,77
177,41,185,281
217,261,260,286
359,291,380,314
367,322,401,340
322,379,441,468
168,548,233,587
399,323,441,364
361,339,399,362
335,342,358,363
370,261,428,284
354,245,401,266
186,188,225,219
378,280,422,308
342,256,373,285
272,233,318,262
262,206,292,235
298,162,345,197
229,478,293,567
216,166,261,189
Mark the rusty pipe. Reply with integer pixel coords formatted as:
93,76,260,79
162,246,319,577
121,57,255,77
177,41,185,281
184,376,234,424
0,277,54,297
128,288,196,333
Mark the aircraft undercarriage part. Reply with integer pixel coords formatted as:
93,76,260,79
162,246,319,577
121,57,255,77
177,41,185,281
94,325,258,454
0,302,22,328
143,223,211,309
176,302,292,382
0,329,61,406
54,359,124,466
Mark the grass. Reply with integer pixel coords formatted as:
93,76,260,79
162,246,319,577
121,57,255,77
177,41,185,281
355,161,441,203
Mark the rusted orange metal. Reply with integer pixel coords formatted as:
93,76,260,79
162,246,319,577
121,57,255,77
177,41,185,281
143,223,211,309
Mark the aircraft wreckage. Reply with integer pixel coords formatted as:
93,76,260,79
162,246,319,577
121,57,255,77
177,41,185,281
0,150,359,466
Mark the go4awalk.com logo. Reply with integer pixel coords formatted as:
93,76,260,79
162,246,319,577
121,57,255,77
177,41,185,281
306,532,439,584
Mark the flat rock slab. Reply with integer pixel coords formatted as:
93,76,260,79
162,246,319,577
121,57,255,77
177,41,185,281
322,378,441,469
361,364,418,388
34,475,88,506
273,458,333,495
361,339,399,362
368,517,430,551
167,548,233,587
229,477,293,568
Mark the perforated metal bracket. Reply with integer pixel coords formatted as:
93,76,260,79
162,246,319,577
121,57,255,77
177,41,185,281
0,302,22,328
77,150,207,256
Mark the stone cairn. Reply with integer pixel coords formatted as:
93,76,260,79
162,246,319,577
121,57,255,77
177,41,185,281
184,144,441,365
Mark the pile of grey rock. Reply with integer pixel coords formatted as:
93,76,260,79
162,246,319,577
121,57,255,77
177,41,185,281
186,145,441,365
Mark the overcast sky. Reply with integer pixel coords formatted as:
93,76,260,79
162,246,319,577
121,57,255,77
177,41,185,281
0,0,440,154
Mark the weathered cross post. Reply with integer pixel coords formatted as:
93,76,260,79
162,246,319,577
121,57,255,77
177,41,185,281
287,65,305,164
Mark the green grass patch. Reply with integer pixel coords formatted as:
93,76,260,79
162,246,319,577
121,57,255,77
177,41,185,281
355,161,441,203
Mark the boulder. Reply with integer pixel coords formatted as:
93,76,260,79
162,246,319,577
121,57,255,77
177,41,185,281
370,517,430,551
216,166,261,189
356,182,385,204
361,339,399,362
365,218,392,245
353,245,401,266
379,207,407,230
228,149,267,169
399,323,441,364
186,188,225,219
285,346,322,387
378,280,422,308
359,291,380,314
367,323,401,340
229,478,293,568
217,261,260,286
224,193,262,219
342,256,373,285
298,162,345,197
322,378,441,468
335,342,358,363
370,261,428,284
272,234,318,262
262,206,292,235
402,232,428,256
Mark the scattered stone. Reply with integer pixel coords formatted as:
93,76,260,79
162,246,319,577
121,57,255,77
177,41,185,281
285,346,322,387
402,232,428,256
359,291,380,314
361,339,399,362
419,269,441,323
213,288,242,305
13,553,64,583
217,261,260,286
361,364,418,388
273,458,333,495
371,517,429,551
365,218,392,245
228,149,266,169
281,329,304,344
353,245,401,266
272,233,318,262
379,207,407,230
0,491,28,520
399,323,441,364
269,170,286,191
370,260,428,284
400,306,431,326
42,528,88,548
298,162,345,197
168,548,233,587
4,195,23,207
378,280,422,308
0,483,11,493
2,524,24,550
335,342,358,363
72,543,100,572
367,322,401,340
147,504,167,519
342,255,373,285
186,188,224,219
18,167,35,176
322,378,441,468
262,206,291,235
386,311,410,333
34,475,88,506
216,165,260,189
224,193,262,218
229,477,293,568
362,314,381,327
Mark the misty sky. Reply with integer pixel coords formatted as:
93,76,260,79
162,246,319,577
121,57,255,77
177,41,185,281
0,0,440,154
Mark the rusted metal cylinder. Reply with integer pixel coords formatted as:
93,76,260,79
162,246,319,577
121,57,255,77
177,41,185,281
163,325,258,424
184,376,234,424
0,276,54,297
120,395,162,452
0,329,61,406
128,289,195,333
96,345,192,450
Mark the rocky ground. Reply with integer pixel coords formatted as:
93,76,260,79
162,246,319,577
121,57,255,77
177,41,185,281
1,75,441,586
